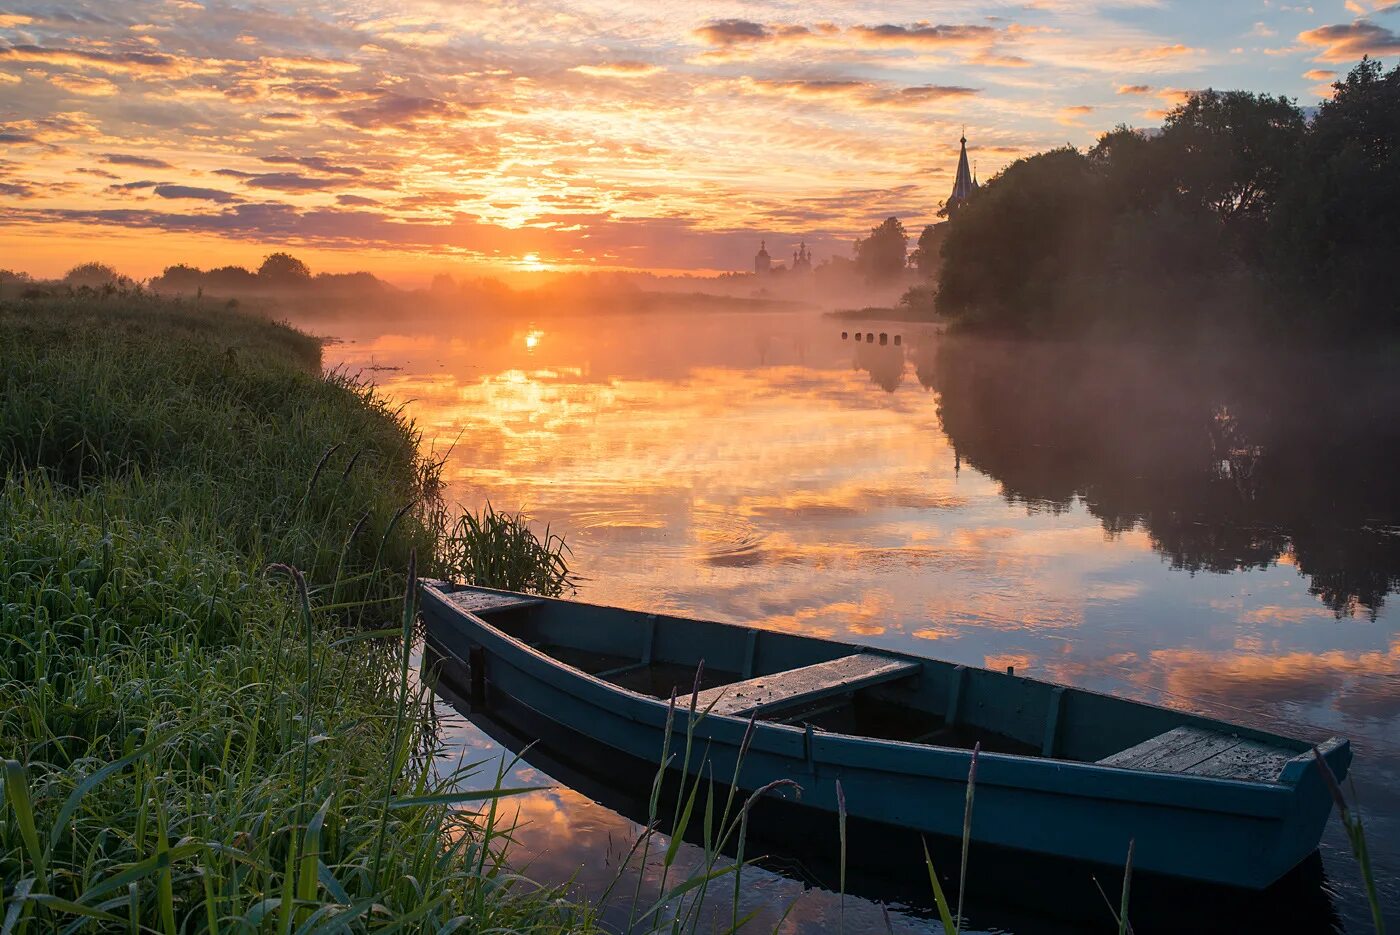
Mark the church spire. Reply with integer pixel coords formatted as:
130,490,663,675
948,130,976,211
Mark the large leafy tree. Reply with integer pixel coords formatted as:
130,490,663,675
1272,58,1400,336
1157,89,1305,249
257,252,312,285
63,262,124,288
936,147,1105,331
908,224,944,279
853,217,908,284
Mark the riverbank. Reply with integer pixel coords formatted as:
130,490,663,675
0,292,587,929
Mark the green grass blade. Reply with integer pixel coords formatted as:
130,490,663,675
3,761,46,885
921,839,958,935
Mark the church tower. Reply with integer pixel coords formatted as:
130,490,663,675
947,131,978,212
754,240,772,274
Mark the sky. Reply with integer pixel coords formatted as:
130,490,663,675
1,1,1398,283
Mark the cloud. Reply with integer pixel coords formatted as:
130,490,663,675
1057,104,1096,126
260,56,359,75
239,172,352,191
0,44,183,77
334,94,455,129
569,61,664,79
1298,20,1400,62
47,73,119,96
970,51,1032,68
260,154,365,176
101,153,174,168
693,19,771,46
1303,69,1337,81
336,193,380,206
847,23,997,47
1117,84,1153,95
272,82,348,102
738,77,979,109
153,184,241,203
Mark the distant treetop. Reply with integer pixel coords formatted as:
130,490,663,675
257,252,312,284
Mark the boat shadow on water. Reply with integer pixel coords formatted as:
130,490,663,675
424,645,1346,934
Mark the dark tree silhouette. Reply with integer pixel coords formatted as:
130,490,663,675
853,217,908,284
1158,90,1304,230
257,252,312,285
1271,57,1400,337
909,224,944,279
63,262,124,288
935,60,1398,340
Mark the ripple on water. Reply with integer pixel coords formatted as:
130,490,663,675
570,506,768,566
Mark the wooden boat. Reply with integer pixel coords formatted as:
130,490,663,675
420,581,1352,890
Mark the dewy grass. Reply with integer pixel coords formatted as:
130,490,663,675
437,502,575,597
0,293,586,931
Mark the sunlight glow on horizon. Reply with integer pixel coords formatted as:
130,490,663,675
0,1,1389,280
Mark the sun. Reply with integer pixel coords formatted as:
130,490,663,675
519,252,548,271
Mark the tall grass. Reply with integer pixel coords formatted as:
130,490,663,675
436,503,575,596
0,293,585,931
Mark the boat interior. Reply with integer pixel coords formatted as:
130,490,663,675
434,586,1308,781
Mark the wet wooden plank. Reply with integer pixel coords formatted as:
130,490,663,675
1100,726,1295,783
1099,726,1221,769
1186,739,1295,783
695,653,920,718
445,589,543,616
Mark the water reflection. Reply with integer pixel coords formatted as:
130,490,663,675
301,306,1400,931
926,338,1400,619
423,647,1345,934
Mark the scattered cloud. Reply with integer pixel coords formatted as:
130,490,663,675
153,184,241,203
334,94,456,129
47,73,119,96
1057,104,1096,126
1297,20,1400,62
101,153,174,169
240,173,354,191
692,19,771,46
569,61,664,79
260,154,365,176
0,0,1370,277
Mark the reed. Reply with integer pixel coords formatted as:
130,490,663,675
437,502,575,596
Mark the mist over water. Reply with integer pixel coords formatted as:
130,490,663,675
298,302,1400,933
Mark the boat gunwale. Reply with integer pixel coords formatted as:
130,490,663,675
421,581,1333,820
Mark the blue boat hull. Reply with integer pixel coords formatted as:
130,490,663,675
420,581,1351,890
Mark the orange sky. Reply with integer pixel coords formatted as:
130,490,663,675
1,1,1395,283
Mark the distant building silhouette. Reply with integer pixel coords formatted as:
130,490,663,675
791,242,811,273
754,240,772,274
947,131,979,212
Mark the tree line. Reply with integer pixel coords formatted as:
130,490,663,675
930,58,1400,341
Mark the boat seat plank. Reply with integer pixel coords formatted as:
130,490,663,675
1184,739,1296,782
1099,726,1296,782
445,590,543,616
694,653,920,718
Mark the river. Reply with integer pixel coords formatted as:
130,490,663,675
295,302,1399,933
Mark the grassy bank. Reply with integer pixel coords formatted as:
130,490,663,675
0,292,584,930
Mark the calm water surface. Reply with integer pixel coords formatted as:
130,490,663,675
299,305,1400,933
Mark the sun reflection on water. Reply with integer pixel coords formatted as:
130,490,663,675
309,305,1400,928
